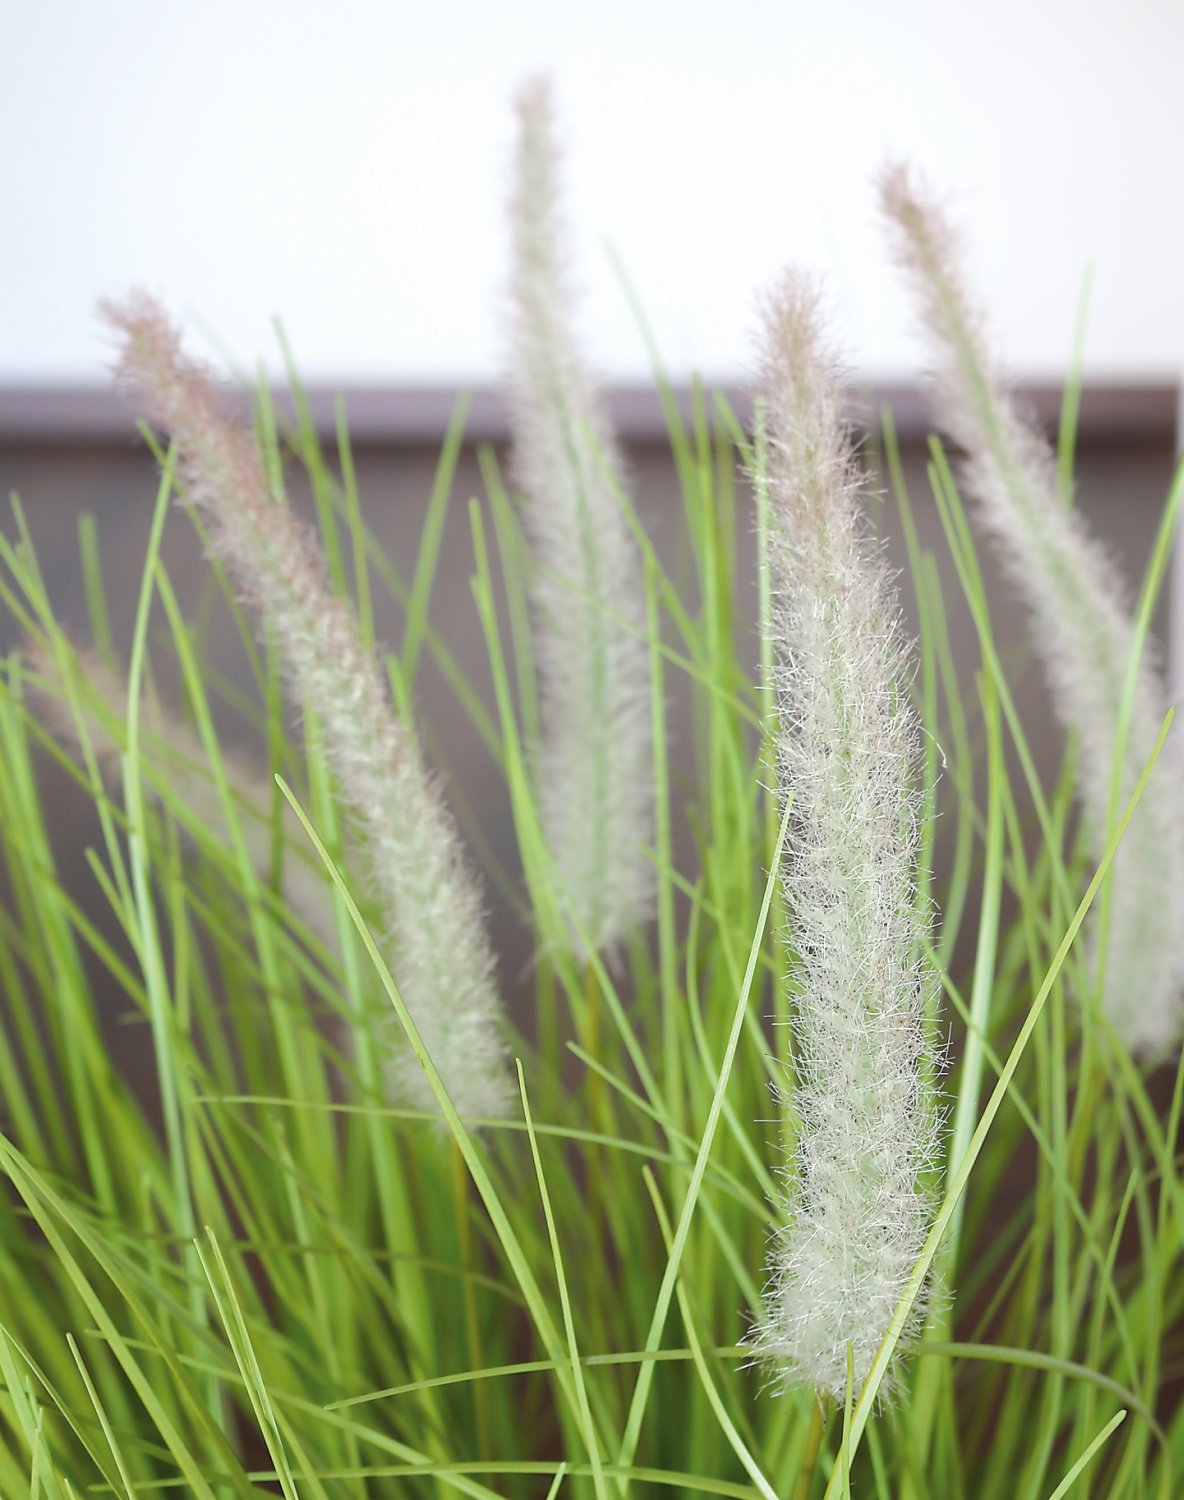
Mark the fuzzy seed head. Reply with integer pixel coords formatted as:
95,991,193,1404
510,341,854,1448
23,637,340,960
881,163,1184,1057
103,293,513,1120
752,272,942,1400
507,77,654,963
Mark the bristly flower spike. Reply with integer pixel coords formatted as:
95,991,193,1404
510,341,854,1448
102,292,514,1120
881,163,1184,1057
23,638,339,960
507,77,653,962
752,271,942,1400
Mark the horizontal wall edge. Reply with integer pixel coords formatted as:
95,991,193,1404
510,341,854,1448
0,382,1177,448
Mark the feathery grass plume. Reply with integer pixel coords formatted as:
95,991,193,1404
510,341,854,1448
101,292,513,1120
22,637,338,957
752,272,941,1400
880,164,1184,1057
507,77,653,960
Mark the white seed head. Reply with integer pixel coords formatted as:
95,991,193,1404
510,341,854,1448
881,163,1184,1057
22,637,340,961
752,272,942,1400
506,77,653,962
102,293,513,1119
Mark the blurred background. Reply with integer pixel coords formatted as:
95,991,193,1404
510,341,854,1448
4,0,1183,386
2,0,1182,1002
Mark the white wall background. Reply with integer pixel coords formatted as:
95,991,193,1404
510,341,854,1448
3,0,1182,386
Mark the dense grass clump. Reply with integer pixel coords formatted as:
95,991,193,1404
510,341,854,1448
0,86,1182,1500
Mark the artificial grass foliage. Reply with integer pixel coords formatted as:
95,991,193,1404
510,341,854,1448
0,322,1182,1499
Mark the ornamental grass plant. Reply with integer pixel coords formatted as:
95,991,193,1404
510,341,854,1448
0,87,1182,1499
